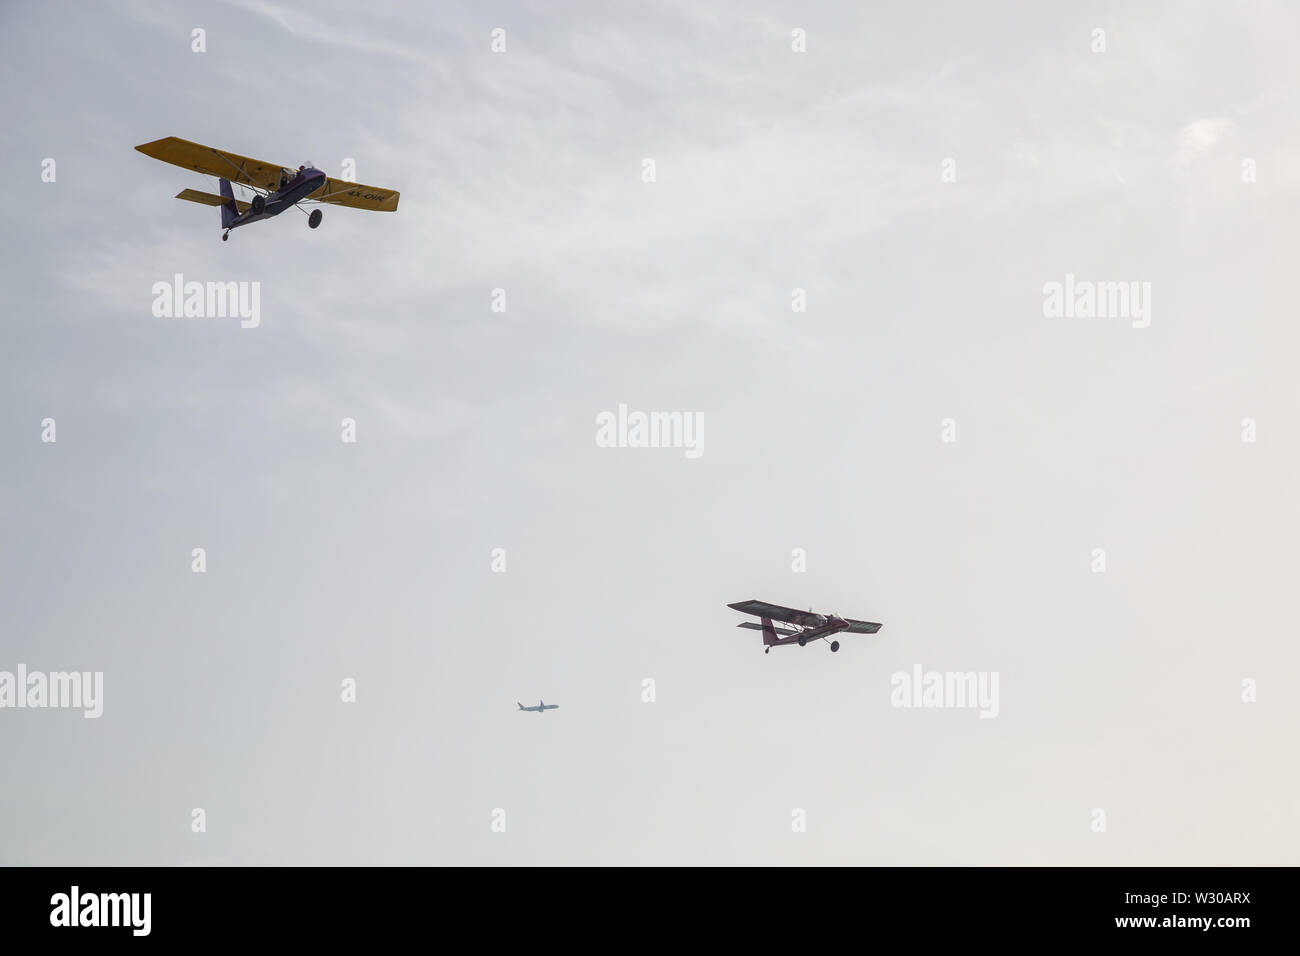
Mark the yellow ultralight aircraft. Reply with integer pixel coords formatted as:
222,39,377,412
135,136,399,241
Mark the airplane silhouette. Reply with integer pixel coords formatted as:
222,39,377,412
727,599,882,654
517,700,559,713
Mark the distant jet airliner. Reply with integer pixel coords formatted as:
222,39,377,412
518,700,559,712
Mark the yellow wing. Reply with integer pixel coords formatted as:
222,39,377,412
135,136,286,192
306,177,400,212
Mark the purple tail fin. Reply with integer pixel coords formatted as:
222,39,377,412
218,178,238,229
760,617,779,646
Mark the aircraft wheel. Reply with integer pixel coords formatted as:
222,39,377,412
831,641,840,653
764,647,770,654
222,232,229,242
797,636,806,647
251,195,266,215
308,209,322,229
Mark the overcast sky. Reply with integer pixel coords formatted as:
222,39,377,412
1,0,1297,865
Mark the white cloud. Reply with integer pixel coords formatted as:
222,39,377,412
1176,117,1234,166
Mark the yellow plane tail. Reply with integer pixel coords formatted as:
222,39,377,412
175,188,250,214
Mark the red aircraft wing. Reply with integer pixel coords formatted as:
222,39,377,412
736,620,800,637
727,600,825,627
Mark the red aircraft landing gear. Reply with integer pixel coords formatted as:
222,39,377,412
308,209,322,229
830,641,841,653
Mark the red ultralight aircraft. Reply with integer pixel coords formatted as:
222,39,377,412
727,599,882,654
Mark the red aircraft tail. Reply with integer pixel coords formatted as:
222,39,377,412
760,617,779,646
